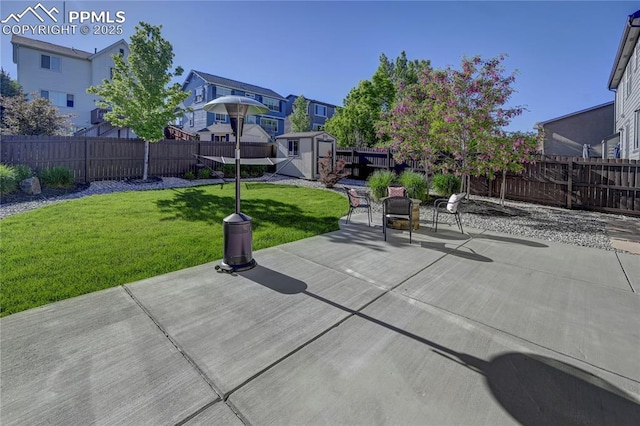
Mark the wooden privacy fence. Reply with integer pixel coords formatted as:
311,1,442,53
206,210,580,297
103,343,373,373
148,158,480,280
470,156,640,216
0,135,276,183
337,147,639,216
335,147,423,178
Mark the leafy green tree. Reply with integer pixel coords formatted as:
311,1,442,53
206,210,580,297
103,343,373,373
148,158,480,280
0,68,22,97
88,22,189,180
0,93,73,135
325,52,430,148
479,130,540,205
289,94,311,132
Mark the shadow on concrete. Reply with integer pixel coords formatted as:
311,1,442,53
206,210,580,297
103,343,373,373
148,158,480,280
448,351,640,425
414,226,471,241
241,265,308,294
325,223,395,252
468,233,549,248
244,268,639,425
419,241,493,262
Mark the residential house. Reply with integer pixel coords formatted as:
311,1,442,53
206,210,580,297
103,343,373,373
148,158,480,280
180,70,287,141
534,102,614,157
11,34,129,133
608,9,640,160
284,95,337,133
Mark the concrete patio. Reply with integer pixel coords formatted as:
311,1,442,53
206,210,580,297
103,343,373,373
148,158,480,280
1,213,639,425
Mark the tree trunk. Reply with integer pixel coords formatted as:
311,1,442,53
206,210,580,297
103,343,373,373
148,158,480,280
143,140,150,181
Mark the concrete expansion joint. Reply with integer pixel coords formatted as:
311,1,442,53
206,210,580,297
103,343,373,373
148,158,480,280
615,252,636,293
121,285,225,399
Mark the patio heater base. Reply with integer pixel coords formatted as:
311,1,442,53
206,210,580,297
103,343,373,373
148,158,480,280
221,212,257,272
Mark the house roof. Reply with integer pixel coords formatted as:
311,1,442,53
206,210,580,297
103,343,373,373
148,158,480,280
11,34,93,60
276,131,333,139
89,39,128,60
11,34,128,62
534,101,614,128
608,9,640,90
189,70,286,100
286,94,339,109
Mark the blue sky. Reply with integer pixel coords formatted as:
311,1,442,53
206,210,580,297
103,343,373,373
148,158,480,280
0,1,637,133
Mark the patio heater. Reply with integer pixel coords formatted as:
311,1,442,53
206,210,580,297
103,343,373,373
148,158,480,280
203,96,269,272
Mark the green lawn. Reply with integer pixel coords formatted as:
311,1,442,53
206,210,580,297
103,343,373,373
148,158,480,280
0,183,348,317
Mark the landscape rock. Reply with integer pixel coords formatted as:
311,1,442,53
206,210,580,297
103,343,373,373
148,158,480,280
20,177,41,195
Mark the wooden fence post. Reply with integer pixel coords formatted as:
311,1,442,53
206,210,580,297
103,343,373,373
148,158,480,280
84,138,88,183
567,159,573,209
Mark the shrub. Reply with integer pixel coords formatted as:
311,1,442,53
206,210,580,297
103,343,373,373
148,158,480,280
0,164,18,195
431,173,461,197
13,164,34,182
38,166,75,188
367,170,396,201
399,170,428,201
245,165,266,178
222,164,266,178
222,164,235,178
197,168,212,179
318,155,349,188
184,171,196,180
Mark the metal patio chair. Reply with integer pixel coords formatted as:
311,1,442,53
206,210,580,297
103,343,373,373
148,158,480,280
383,196,414,243
345,187,372,226
433,192,466,233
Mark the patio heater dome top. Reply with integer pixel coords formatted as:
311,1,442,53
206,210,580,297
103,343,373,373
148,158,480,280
203,95,269,116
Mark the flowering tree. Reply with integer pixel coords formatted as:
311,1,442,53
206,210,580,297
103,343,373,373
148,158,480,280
376,73,442,189
478,131,540,205
380,55,526,193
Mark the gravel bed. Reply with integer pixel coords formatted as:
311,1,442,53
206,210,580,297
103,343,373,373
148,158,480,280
2,174,636,253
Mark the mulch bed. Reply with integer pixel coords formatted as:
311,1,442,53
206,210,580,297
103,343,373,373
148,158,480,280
0,183,90,205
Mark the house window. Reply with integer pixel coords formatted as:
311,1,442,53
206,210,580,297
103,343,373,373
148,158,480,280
110,67,115,79
195,86,204,103
214,134,229,142
246,115,257,124
287,140,299,156
314,104,327,117
214,113,227,122
40,54,60,71
263,97,280,112
119,48,125,55
245,93,255,99
189,112,194,126
40,90,73,107
260,117,278,134
216,86,232,98
312,123,324,131
626,71,632,98
635,111,640,150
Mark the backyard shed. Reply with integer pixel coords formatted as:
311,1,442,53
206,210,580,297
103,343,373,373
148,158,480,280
275,131,337,180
